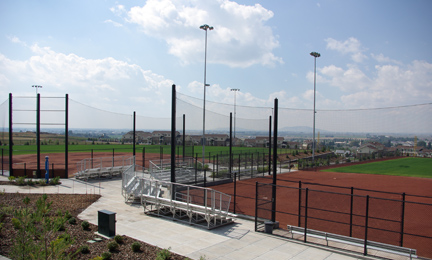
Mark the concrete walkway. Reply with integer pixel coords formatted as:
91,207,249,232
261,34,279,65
0,176,408,260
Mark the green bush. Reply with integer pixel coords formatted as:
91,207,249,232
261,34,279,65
38,179,47,186
11,218,21,229
8,176,16,182
156,247,171,260
68,217,76,225
81,220,90,230
107,241,118,252
114,235,123,244
131,242,141,252
80,245,90,254
64,210,72,220
16,176,26,186
50,176,61,185
101,251,112,260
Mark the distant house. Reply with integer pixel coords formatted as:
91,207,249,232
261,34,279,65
243,138,256,147
356,142,385,157
206,134,229,146
122,131,152,144
335,150,350,156
152,131,180,145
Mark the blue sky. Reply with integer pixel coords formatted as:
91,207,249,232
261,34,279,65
1,0,431,122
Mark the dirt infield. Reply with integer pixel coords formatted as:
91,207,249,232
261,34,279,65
210,170,432,258
3,152,164,177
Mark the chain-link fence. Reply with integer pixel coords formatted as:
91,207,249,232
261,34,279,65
255,182,432,258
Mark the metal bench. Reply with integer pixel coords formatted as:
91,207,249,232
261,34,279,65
287,225,417,259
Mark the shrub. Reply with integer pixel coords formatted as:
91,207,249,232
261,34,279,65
101,252,112,260
16,176,26,186
8,176,16,183
114,235,123,244
107,241,118,252
156,247,171,260
80,245,90,254
11,218,21,229
38,179,47,186
81,220,90,230
64,210,72,220
50,176,61,185
68,217,76,225
131,242,141,252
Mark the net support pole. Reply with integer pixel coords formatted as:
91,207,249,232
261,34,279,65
8,93,13,176
182,114,185,161
268,115,271,176
36,93,41,178
271,98,278,223
133,111,136,157
229,112,232,178
170,84,176,184
65,94,69,178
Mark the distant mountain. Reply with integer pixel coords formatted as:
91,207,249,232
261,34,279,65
279,126,329,133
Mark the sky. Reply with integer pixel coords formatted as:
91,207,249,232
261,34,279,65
0,0,431,133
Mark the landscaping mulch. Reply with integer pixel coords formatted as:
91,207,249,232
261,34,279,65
0,192,188,260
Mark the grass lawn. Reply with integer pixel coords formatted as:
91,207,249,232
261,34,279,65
3,144,275,156
321,157,432,178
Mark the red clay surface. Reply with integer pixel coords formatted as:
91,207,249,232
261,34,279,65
3,152,164,177
211,169,432,258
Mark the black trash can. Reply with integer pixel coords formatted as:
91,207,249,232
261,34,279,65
264,221,274,234
98,210,116,237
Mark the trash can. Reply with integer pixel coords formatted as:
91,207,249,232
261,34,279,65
264,221,274,234
98,210,116,237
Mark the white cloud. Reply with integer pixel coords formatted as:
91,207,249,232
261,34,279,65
318,60,432,108
121,0,282,67
371,53,402,65
325,37,367,62
104,19,123,27
0,44,174,116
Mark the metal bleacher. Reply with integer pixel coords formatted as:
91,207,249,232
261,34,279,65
122,166,235,229
75,156,136,181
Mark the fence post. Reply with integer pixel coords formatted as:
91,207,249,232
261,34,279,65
91,149,94,168
195,153,198,184
350,187,354,237
217,154,219,177
234,172,237,214
400,192,406,247
304,188,309,243
251,153,254,178
52,163,54,178
364,195,370,256
254,181,258,231
142,147,145,168
298,181,302,227
238,154,241,181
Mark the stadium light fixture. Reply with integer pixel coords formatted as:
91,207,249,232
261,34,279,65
230,89,240,139
310,51,320,165
200,24,213,180
32,85,43,95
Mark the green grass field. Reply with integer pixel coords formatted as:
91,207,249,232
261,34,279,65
321,157,432,178
2,144,275,156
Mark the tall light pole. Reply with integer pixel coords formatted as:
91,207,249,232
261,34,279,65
310,51,320,165
200,24,213,173
32,85,42,95
230,88,240,139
